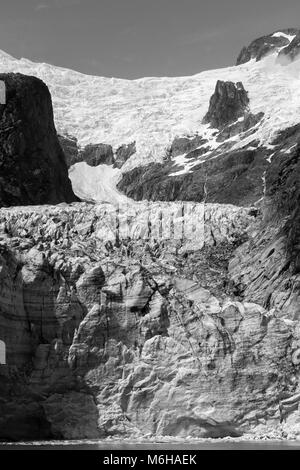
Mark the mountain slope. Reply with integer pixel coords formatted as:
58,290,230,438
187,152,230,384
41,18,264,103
1,31,300,205
0,31,299,174
0,31,300,441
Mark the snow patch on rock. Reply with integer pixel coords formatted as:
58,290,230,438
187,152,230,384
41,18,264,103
0,50,300,173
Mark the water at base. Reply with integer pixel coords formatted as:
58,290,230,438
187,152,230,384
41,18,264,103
1,438,300,450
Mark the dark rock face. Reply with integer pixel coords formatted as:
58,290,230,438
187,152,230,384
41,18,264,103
114,142,136,169
59,137,137,169
118,120,300,212
203,81,250,129
0,73,77,207
266,124,300,216
278,32,300,63
81,143,114,167
118,146,270,206
167,135,207,158
264,125,300,274
59,138,115,168
289,205,300,274
58,134,80,168
227,123,300,325
217,112,264,142
236,29,299,65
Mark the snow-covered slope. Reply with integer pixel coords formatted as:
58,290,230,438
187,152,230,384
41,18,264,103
1,30,300,204
0,36,300,173
69,162,130,204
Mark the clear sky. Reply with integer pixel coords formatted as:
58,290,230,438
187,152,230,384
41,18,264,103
0,0,300,79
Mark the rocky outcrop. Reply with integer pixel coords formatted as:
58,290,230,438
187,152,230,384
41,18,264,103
117,146,270,206
202,80,264,140
117,80,267,206
114,142,136,169
216,112,264,142
203,81,250,129
58,134,80,168
265,124,300,221
229,124,300,319
81,143,114,167
59,137,136,169
167,136,207,159
236,29,299,65
0,73,77,207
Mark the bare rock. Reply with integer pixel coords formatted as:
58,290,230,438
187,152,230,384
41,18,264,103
58,134,80,168
278,32,300,63
236,29,300,65
80,143,114,166
114,142,136,169
0,73,77,206
203,80,250,129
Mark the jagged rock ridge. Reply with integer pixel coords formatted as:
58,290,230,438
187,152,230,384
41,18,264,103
203,80,250,129
236,28,300,65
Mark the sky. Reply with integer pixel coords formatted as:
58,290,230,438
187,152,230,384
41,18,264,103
0,0,300,79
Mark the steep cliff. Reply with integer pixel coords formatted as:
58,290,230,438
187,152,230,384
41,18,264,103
0,198,299,440
229,125,300,319
202,81,250,129
0,73,77,207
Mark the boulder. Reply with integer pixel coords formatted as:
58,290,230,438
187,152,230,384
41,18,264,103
81,143,114,166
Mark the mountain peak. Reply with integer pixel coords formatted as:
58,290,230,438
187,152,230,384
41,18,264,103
236,28,300,65
202,80,249,129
